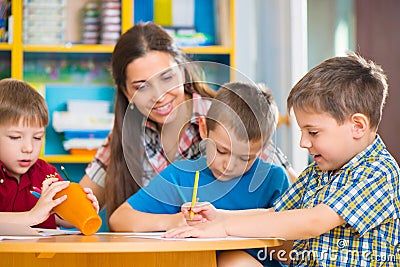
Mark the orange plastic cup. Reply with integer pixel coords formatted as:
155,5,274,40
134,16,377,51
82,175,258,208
53,182,102,235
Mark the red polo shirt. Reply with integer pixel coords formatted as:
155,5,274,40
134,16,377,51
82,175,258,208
0,159,58,228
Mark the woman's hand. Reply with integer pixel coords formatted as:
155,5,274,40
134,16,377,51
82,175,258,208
29,178,69,225
181,202,219,225
83,187,100,213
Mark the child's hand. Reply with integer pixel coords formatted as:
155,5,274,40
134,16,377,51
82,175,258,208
83,187,100,213
181,202,217,225
163,220,228,239
166,212,189,230
29,178,69,225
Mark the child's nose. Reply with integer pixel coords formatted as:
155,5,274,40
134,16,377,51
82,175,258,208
21,139,33,153
299,135,312,148
223,157,236,172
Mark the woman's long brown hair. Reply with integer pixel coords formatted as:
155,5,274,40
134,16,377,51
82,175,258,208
105,22,216,219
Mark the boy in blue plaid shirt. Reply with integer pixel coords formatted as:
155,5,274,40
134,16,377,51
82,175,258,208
165,53,400,267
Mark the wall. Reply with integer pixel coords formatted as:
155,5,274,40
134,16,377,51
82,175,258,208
356,0,400,161
235,0,356,173
235,0,309,173
308,0,355,68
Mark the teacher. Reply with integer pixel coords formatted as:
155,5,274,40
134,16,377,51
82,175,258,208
79,22,296,221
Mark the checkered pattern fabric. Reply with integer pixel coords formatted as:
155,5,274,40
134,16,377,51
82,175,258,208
274,135,400,266
85,134,111,188
261,143,292,169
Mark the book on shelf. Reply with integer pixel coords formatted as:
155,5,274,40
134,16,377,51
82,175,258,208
194,0,215,45
154,0,172,26
215,0,230,46
0,0,11,43
172,0,194,27
132,0,234,47
134,0,154,23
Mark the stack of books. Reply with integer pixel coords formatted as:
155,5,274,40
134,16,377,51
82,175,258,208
23,0,66,45
100,0,121,45
81,1,100,44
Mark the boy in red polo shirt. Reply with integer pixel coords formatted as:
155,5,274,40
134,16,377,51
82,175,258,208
0,78,99,229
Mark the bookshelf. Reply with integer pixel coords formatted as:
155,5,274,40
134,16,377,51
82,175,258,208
1,0,235,164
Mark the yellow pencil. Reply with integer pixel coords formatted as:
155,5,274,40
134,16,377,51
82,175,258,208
190,171,200,219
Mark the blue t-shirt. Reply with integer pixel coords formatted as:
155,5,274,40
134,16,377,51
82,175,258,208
127,158,290,267
127,158,289,212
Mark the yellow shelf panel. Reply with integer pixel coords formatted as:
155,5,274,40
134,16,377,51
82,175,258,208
40,155,93,164
181,46,233,55
121,0,133,33
0,43,12,51
23,44,115,53
21,45,233,55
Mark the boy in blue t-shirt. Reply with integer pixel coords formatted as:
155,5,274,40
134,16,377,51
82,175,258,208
110,81,290,266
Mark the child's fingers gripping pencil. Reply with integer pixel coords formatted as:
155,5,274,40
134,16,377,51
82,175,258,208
32,186,42,194
190,171,200,219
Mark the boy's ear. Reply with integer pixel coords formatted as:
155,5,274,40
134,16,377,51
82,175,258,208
350,113,369,138
198,116,207,139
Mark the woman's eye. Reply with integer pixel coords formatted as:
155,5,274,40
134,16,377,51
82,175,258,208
309,131,318,136
216,148,227,155
240,157,250,162
34,136,43,141
9,136,20,140
136,83,148,90
161,74,173,81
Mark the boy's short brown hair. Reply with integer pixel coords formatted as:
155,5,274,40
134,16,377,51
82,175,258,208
287,52,388,130
0,78,48,127
206,81,278,144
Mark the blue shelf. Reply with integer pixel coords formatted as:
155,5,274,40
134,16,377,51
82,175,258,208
44,84,115,155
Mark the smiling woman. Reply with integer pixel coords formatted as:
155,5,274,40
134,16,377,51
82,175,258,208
124,54,187,126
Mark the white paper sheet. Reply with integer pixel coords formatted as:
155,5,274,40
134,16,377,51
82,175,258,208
35,228,81,236
0,222,81,239
0,236,48,240
125,233,284,242
96,231,166,236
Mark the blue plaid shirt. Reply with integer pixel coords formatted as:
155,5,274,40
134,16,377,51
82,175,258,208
274,135,400,266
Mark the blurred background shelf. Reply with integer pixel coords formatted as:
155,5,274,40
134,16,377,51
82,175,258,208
1,0,235,172
182,45,233,54
23,44,116,53
40,155,94,164
0,43,11,50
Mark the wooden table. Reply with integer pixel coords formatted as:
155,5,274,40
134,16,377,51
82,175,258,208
0,234,282,267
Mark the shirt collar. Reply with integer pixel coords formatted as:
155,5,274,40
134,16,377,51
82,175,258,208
345,134,384,169
0,161,15,179
0,161,32,191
